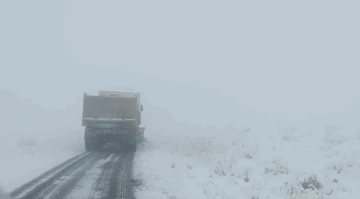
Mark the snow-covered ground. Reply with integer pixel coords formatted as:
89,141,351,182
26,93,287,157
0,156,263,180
0,185,10,199
0,128,84,192
2,91,360,199
133,123,360,199
0,91,85,194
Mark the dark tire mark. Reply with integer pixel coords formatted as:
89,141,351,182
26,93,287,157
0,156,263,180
87,154,120,199
123,152,136,199
108,152,135,199
107,156,122,199
44,153,111,199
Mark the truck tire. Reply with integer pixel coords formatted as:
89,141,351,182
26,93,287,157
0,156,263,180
85,139,101,152
85,140,93,151
129,142,137,152
124,139,137,152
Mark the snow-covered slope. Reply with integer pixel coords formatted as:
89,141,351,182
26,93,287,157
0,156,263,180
0,91,84,192
2,89,360,199
0,185,10,199
133,123,360,199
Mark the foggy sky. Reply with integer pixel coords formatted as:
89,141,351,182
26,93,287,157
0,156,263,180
1,1,360,126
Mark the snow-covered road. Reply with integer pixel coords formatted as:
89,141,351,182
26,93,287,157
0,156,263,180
9,151,135,199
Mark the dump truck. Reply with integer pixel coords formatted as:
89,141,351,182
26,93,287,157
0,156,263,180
82,91,145,152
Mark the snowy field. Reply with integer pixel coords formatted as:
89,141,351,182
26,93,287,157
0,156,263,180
133,124,360,199
0,128,84,192
0,91,85,192
2,92,360,199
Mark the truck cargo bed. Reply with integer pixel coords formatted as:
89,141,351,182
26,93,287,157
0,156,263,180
83,118,136,122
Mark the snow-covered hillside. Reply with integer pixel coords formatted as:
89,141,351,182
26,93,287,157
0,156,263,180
0,91,84,192
0,185,10,199
2,89,360,199
133,124,360,199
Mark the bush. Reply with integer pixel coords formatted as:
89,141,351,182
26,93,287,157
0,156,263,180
173,138,222,158
278,127,306,142
281,174,324,199
17,138,36,147
301,174,322,190
323,125,347,145
213,158,238,177
264,158,289,175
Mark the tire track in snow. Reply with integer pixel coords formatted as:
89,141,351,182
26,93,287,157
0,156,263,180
65,153,119,199
108,152,135,199
42,153,112,199
10,152,136,199
10,152,93,199
87,154,121,199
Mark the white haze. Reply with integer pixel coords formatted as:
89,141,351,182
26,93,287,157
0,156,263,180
0,0,360,196
1,1,359,125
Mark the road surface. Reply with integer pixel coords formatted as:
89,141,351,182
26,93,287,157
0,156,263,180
10,151,136,199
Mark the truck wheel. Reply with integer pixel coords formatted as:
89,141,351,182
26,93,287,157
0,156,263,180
124,140,137,152
85,139,102,152
85,140,93,151
130,143,137,152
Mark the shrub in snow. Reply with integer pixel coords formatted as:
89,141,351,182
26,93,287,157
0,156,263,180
244,153,253,159
324,134,347,145
278,127,306,142
244,168,250,182
213,159,238,177
264,158,289,175
323,125,347,145
173,138,222,158
281,174,324,199
242,145,258,159
332,165,343,174
300,174,322,190
214,162,227,177
324,125,340,134
131,175,145,191
17,138,36,147
241,127,252,133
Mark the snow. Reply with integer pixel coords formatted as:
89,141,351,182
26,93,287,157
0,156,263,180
83,118,136,122
3,93,360,199
133,123,360,199
1,1,360,198
98,91,139,98
2,92,360,199
0,91,85,194
0,185,10,199
66,154,117,199
0,128,84,192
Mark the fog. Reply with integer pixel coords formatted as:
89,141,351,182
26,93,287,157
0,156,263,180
1,1,360,133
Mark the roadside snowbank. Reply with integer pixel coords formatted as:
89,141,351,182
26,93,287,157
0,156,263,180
0,90,84,192
0,128,84,192
0,185,10,199
133,124,360,199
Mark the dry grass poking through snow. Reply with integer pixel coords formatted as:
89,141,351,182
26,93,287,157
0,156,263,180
172,138,223,158
133,126,360,199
